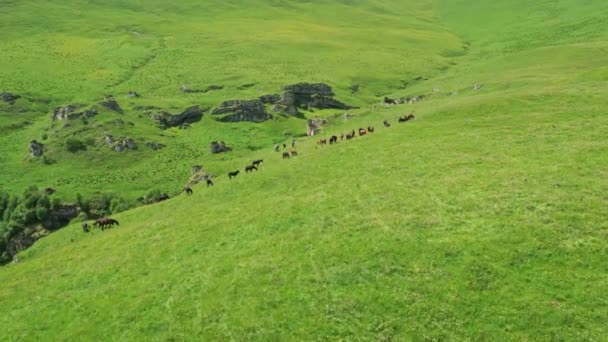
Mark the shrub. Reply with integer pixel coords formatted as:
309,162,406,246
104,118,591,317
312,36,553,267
65,138,86,153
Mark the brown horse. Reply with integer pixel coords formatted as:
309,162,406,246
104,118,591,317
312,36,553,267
252,159,264,167
94,218,120,231
290,150,298,156
228,170,240,179
358,128,367,136
318,139,327,145
245,165,258,173
367,126,375,133
383,119,391,127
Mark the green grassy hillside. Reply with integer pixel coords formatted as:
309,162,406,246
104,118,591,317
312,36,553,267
1,0,608,340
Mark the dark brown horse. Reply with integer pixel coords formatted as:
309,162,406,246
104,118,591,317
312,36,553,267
282,151,290,159
94,218,120,231
184,187,193,195
252,159,264,167
82,223,90,233
245,165,258,173
329,135,338,144
318,139,327,145
358,128,367,136
228,170,240,179
206,179,214,187
290,150,298,156
383,119,391,127
399,114,415,123
367,126,375,133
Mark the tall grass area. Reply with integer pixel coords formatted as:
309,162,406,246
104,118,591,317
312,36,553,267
1,0,608,339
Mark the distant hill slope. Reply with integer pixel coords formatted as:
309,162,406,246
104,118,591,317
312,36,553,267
1,0,607,340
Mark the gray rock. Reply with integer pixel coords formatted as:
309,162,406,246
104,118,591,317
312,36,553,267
127,91,141,98
29,140,44,157
277,82,354,115
212,100,271,123
113,144,125,152
100,96,123,113
0,92,20,104
209,141,232,154
149,106,204,129
307,119,327,136
283,83,334,96
52,104,80,120
192,165,203,173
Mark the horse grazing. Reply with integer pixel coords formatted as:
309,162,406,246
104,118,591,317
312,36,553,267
245,165,258,173
252,159,264,167
329,135,338,145
384,96,397,105
399,114,415,123
318,139,327,145
282,151,290,159
82,223,90,233
358,128,367,136
184,187,193,195
383,119,391,127
228,170,240,179
367,126,375,133
94,218,120,231
206,179,214,187
290,150,298,157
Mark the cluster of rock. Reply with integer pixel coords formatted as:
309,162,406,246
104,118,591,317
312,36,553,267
147,106,204,129
188,165,213,186
181,85,223,94
210,83,353,123
145,141,166,150
52,105,98,121
209,141,232,154
1,92,20,105
211,100,270,123
383,95,425,105
103,133,137,152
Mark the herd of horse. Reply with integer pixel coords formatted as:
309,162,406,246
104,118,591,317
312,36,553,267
82,113,416,234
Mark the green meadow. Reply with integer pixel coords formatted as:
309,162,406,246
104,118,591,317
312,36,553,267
1,0,607,339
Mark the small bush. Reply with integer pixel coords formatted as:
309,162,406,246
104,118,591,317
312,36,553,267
65,138,86,153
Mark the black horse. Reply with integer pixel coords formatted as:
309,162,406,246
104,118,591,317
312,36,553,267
252,159,263,167
228,170,240,179
206,179,214,187
245,165,258,173
184,187,193,195
282,151,290,159
82,223,90,233
383,119,391,127
329,135,338,144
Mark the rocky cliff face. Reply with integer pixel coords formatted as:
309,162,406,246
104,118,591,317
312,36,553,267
272,83,354,115
211,100,271,122
148,106,204,129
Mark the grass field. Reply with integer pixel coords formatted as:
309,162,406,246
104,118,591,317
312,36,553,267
1,0,608,340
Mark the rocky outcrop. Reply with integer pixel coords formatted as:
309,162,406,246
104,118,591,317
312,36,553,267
29,140,43,157
112,138,137,152
211,100,271,122
0,92,20,104
149,106,204,129
272,83,354,115
209,141,232,154
52,105,97,120
100,96,123,113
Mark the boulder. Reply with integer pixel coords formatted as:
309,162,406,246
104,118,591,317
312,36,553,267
0,92,20,104
283,83,334,96
29,140,43,157
127,91,141,98
209,141,232,154
112,137,137,152
100,96,123,113
191,165,203,173
307,119,327,136
149,106,204,129
52,104,80,120
211,100,271,122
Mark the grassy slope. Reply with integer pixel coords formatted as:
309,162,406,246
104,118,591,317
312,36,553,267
2,0,608,340
0,0,461,200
